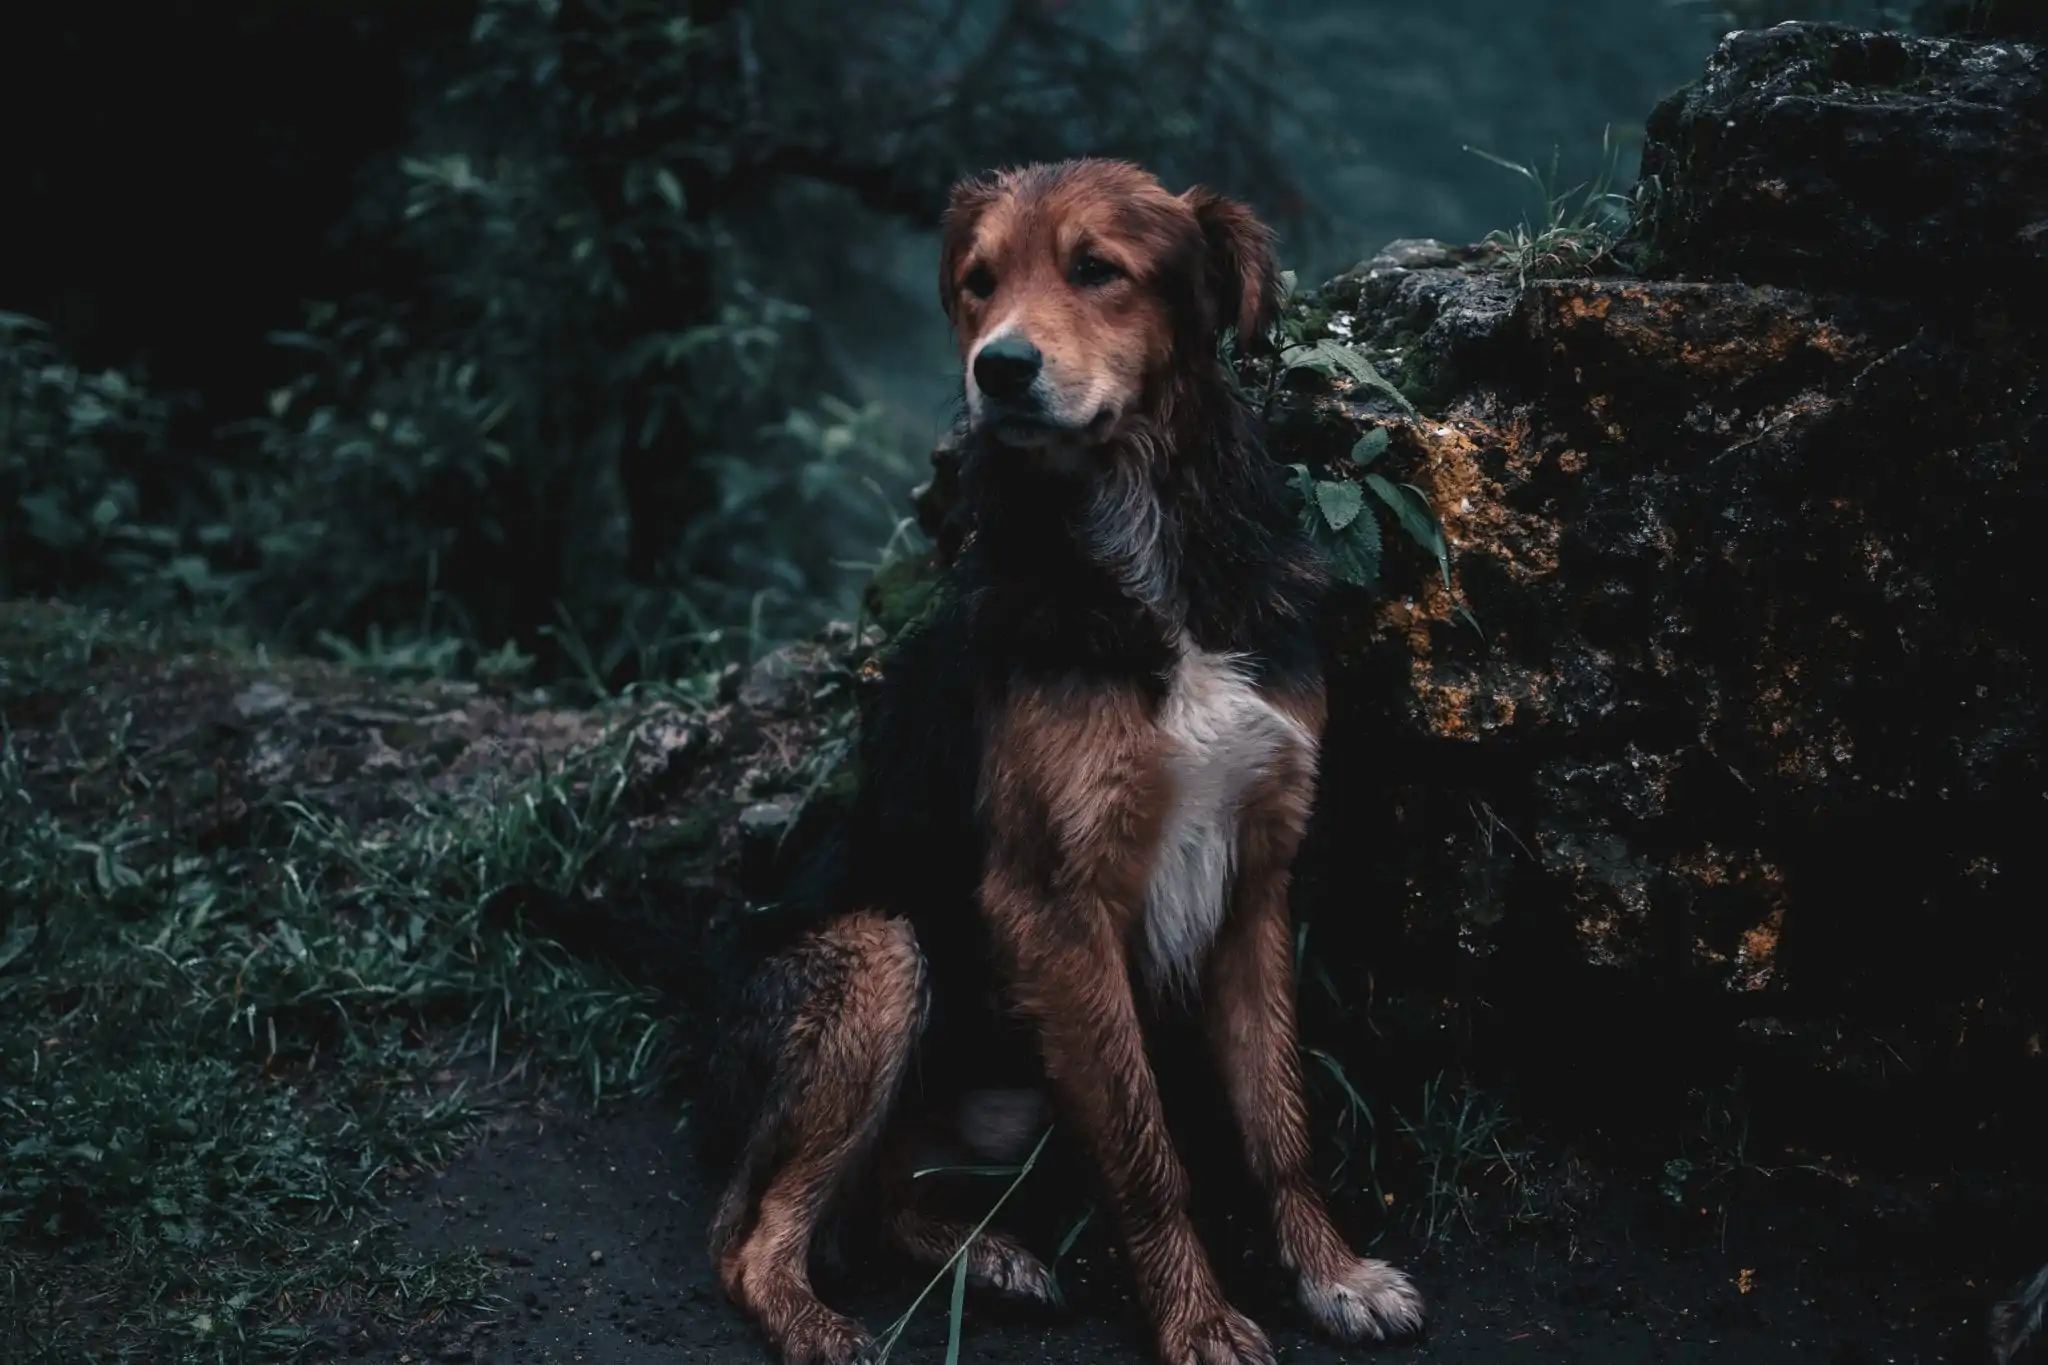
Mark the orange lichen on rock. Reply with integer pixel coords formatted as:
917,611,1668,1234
1671,845,1792,991
1557,291,1614,326
1374,407,1562,589
1530,281,1871,388
1413,673,1484,741
1732,906,1786,992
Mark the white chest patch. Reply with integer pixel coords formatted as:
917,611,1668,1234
1142,641,1314,997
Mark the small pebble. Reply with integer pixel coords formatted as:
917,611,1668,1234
590,1248,605,1266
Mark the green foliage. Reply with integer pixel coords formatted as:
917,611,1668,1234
1290,455,1385,590
0,315,209,610
4,0,1324,697
1281,394,1452,593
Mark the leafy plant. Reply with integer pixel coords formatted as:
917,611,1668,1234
0,315,218,610
1281,339,1419,417
1285,422,1452,593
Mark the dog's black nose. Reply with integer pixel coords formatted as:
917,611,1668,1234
973,335,1043,403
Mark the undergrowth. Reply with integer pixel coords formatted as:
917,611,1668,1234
0,605,676,1363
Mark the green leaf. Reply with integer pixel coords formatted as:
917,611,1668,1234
1055,1205,1096,1265
653,168,685,213
1328,506,1382,588
1281,340,1419,416
1286,462,1316,509
944,1247,971,1365
1313,478,1363,532
1349,428,1391,466
1365,473,1451,588
1289,463,1381,587
1453,602,1488,646
1280,340,1339,376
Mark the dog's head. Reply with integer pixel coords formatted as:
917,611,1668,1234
938,158,1280,456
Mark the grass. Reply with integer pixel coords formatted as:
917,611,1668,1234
1306,1030,1552,1252
0,602,682,1362
1393,1073,1526,1246
1463,127,1643,289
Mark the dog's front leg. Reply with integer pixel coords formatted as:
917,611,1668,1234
1205,773,1425,1346
980,683,1274,1364
979,870,1274,1365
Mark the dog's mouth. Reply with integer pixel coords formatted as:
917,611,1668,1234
983,406,1120,450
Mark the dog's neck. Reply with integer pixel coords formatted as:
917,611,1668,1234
1074,431,1180,626
961,374,1298,648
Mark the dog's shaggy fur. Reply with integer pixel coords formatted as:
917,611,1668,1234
702,158,1424,1365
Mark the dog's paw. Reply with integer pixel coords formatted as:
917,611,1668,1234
965,1232,1063,1307
1157,1303,1277,1365
777,1305,874,1365
1298,1255,1426,1343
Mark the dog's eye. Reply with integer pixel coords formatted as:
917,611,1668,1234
962,264,997,300
1068,254,1123,288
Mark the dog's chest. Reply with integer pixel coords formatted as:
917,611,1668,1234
1142,642,1311,994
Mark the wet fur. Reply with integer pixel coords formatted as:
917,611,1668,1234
705,159,1423,1365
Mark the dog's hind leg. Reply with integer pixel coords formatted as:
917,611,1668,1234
709,911,926,1365
1205,755,1425,1347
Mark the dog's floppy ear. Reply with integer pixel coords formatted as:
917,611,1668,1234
938,175,1000,324
1182,187,1282,350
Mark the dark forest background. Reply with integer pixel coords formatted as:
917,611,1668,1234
0,0,1937,695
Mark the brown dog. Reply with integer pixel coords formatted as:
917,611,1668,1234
702,158,1424,1365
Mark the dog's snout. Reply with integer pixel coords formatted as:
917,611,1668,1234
972,335,1043,403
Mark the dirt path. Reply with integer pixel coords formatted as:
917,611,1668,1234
361,1101,1995,1365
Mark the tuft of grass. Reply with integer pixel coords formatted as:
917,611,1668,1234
1308,1046,1388,1206
1394,1073,1526,1247
0,618,682,1362
1464,127,1641,289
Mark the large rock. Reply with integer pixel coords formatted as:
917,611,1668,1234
1635,22,2047,296
1286,23,2044,1130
